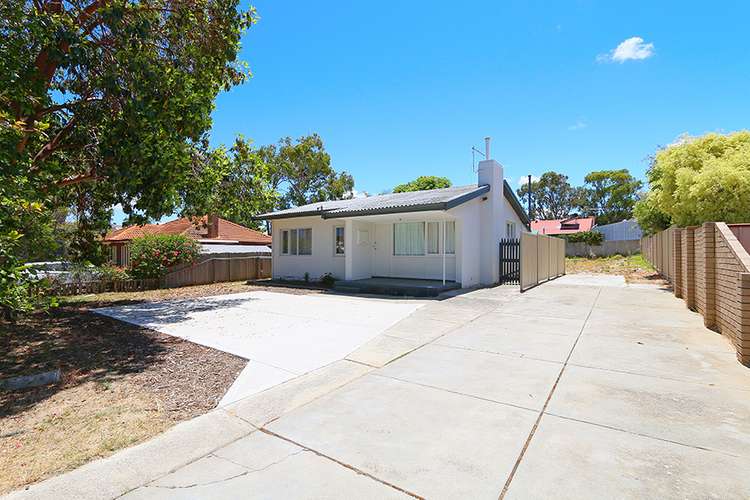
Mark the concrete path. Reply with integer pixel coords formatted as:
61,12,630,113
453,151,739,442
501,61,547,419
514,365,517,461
10,275,750,499
94,291,423,405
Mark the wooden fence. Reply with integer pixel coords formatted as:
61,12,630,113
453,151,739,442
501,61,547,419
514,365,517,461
53,256,272,296
162,256,272,288
520,233,566,291
52,279,161,296
641,222,750,366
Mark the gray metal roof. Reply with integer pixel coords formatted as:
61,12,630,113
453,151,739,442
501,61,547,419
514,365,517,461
255,185,490,220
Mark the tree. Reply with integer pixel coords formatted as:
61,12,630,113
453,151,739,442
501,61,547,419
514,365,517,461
633,191,672,235
203,136,278,230
516,171,577,220
1,0,255,315
635,131,750,228
577,169,642,225
393,176,452,193
262,134,354,209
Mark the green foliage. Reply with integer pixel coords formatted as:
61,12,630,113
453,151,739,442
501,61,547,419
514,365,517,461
319,272,336,288
578,170,642,225
637,131,750,228
393,176,452,193
96,264,131,281
265,134,354,209
0,232,56,321
633,191,672,235
564,230,604,246
516,172,578,219
129,235,199,279
0,0,256,314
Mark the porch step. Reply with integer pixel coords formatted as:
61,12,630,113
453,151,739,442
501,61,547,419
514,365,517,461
333,278,460,298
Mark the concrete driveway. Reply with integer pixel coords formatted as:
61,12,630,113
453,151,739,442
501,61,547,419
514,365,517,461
12,275,750,500
95,291,423,404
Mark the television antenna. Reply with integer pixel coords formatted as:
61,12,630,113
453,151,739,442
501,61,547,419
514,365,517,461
471,146,485,172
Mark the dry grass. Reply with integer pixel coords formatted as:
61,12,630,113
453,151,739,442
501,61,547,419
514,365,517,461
0,307,246,495
566,253,664,284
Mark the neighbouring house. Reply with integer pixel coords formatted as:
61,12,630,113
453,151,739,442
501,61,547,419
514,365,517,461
255,138,530,288
594,218,643,241
104,215,272,267
531,216,596,235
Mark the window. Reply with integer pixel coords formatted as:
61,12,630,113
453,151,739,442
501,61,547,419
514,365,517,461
298,228,312,255
506,221,516,239
290,229,298,255
427,222,440,254
282,230,289,254
334,226,345,255
281,228,312,255
393,222,425,256
445,221,455,254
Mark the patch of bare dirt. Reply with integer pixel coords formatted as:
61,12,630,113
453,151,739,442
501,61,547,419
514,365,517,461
0,308,246,494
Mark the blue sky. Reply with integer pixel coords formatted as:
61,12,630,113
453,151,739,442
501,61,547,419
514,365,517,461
115,0,750,223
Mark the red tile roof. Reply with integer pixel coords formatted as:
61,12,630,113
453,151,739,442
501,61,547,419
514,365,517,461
531,217,596,235
104,216,272,245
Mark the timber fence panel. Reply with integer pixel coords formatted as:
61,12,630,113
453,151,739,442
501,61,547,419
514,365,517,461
520,233,565,291
162,256,272,288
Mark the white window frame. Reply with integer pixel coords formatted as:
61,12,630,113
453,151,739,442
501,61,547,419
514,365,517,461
333,226,345,256
445,221,456,255
280,228,313,256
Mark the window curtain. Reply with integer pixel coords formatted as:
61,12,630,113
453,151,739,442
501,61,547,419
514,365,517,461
394,222,425,256
282,230,289,254
445,221,456,254
427,222,440,254
290,229,298,255
298,228,312,255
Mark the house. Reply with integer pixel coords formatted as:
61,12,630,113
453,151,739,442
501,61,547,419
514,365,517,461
104,215,272,267
256,138,530,288
531,216,596,235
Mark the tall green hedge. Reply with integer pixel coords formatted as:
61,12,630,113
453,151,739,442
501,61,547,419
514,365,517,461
129,235,200,279
562,230,604,246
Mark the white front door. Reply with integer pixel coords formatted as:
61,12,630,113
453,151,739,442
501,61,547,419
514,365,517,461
373,223,391,277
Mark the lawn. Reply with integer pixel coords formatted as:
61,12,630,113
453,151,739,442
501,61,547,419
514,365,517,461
565,253,663,284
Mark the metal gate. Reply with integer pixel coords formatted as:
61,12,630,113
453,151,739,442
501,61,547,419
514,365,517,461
499,238,520,284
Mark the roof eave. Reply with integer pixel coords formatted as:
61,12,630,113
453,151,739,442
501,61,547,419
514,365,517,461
321,185,490,219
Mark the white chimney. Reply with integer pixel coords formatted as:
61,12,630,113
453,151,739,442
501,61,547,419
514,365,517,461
476,136,505,285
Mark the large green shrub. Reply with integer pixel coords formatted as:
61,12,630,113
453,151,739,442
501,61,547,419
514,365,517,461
129,235,199,279
563,230,604,246
635,131,750,231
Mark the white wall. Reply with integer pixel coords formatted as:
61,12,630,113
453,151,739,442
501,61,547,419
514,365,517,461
478,159,505,285
503,197,527,237
449,200,481,287
272,216,345,280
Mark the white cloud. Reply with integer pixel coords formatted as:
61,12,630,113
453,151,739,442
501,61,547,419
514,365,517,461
568,120,587,131
517,175,540,186
597,36,654,63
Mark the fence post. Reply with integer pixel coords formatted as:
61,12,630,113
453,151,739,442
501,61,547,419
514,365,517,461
673,228,683,298
683,227,696,310
702,222,717,328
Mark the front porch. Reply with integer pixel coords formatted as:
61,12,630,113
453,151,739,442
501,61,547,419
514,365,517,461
333,277,461,297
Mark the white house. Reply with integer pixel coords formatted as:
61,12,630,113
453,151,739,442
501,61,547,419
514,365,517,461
256,138,529,289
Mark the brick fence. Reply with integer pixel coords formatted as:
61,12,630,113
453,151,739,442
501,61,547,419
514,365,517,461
642,222,750,366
